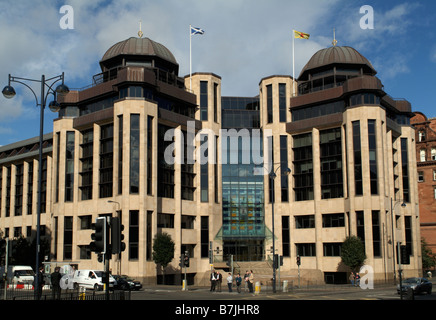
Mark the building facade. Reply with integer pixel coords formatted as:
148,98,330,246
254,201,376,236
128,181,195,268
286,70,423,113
411,112,436,257
0,37,421,285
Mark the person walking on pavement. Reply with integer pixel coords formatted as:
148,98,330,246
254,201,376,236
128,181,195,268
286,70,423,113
227,273,233,292
210,269,217,292
235,273,242,293
244,270,249,292
217,271,222,292
355,272,361,287
349,272,355,286
248,270,254,293
51,266,62,300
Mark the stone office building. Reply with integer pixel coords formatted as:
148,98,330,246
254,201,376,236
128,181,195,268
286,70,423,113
0,35,421,285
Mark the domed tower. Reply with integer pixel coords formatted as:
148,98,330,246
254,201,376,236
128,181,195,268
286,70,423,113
99,37,179,75
297,46,377,95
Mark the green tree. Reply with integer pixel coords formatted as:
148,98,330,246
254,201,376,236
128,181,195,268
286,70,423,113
341,236,367,272
421,238,436,271
152,232,175,284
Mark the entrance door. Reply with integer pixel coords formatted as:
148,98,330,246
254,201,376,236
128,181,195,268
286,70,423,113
223,240,264,261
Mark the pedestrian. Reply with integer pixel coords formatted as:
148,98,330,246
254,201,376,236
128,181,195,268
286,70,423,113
210,269,217,292
235,273,242,293
227,273,233,292
217,271,222,292
36,266,45,299
248,270,254,293
244,270,249,292
51,266,62,300
355,273,360,287
349,272,355,286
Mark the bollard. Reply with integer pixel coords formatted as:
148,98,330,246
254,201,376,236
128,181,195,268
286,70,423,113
182,279,186,291
79,286,86,300
254,281,261,295
283,280,288,293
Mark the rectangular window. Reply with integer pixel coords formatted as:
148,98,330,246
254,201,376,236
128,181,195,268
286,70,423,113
353,121,363,195
157,213,174,228
129,210,139,260
280,135,289,202
64,217,73,260
181,130,195,201
320,128,343,199
27,161,33,215
323,243,342,256
40,158,47,213
200,81,208,121
201,216,209,258
356,211,365,247
293,133,313,201
146,211,152,261
295,215,315,228
279,83,287,122
158,124,174,198
5,166,11,217
214,83,218,123
267,84,273,123
200,135,209,202
147,116,153,195
14,164,23,216
405,216,413,256
296,243,316,257
372,210,381,257
65,131,75,202
130,114,140,194
322,213,345,228
401,138,410,202
368,120,378,195
99,123,113,198
80,129,93,200
55,132,60,203
418,171,424,182
118,115,123,194
282,216,290,257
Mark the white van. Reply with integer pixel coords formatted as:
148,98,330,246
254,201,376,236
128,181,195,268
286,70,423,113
71,270,116,290
0,265,35,284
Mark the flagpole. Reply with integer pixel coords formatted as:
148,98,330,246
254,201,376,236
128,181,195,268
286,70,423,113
189,24,192,92
292,29,295,97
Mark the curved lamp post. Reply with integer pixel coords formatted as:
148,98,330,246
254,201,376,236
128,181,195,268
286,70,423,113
2,73,69,299
269,165,291,293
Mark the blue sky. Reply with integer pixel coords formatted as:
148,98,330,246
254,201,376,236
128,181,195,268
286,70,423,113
0,0,435,146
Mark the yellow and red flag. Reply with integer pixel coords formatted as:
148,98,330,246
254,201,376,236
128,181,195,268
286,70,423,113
294,30,310,40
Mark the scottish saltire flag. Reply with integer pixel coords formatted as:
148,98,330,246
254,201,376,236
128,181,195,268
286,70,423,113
191,26,205,35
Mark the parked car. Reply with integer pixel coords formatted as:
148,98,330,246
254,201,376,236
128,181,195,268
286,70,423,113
113,275,142,291
397,277,432,295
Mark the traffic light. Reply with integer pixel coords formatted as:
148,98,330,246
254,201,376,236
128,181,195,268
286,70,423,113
273,254,279,269
90,217,108,254
111,217,126,254
184,254,190,268
296,255,301,266
179,254,185,268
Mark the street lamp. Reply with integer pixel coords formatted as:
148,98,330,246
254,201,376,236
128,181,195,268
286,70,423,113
270,165,291,293
2,73,69,299
390,198,406,284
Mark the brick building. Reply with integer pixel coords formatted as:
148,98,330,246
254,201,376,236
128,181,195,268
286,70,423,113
411,112,436,256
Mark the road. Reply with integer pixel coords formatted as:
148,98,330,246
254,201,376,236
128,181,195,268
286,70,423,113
129,283,435,301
